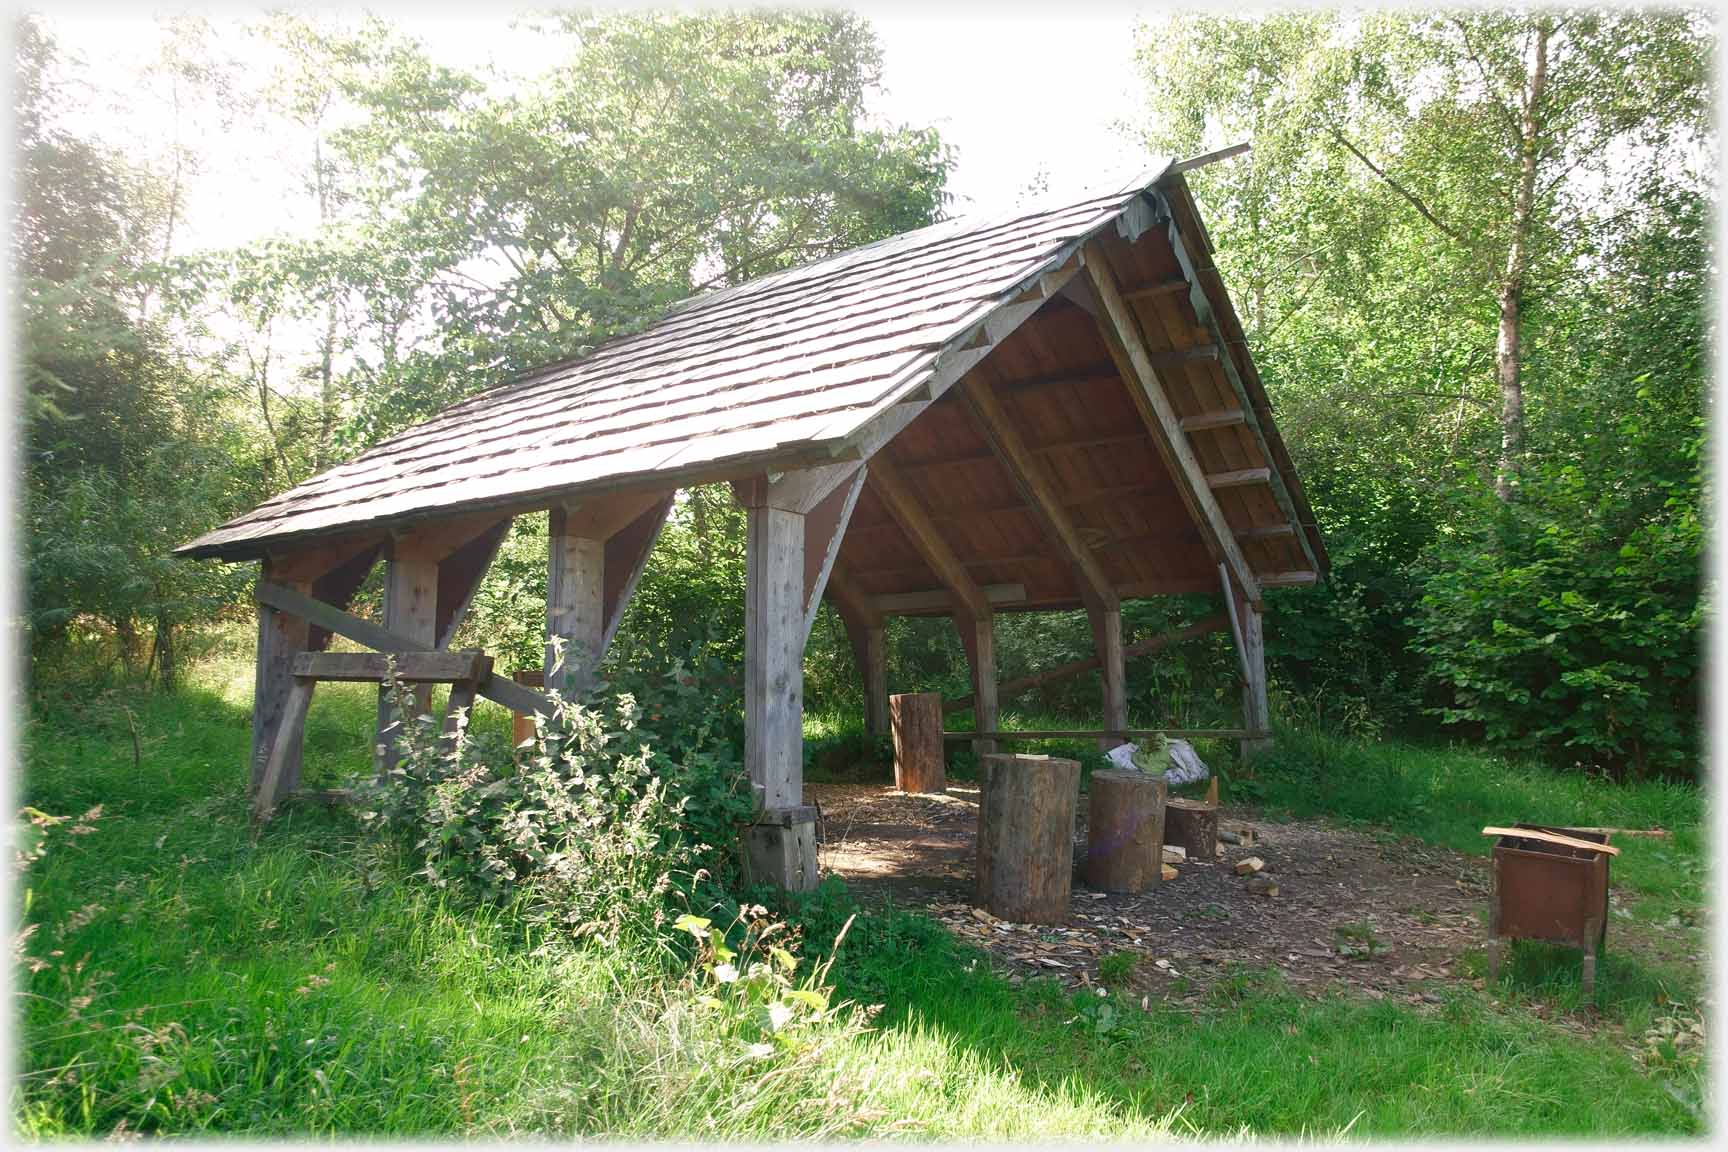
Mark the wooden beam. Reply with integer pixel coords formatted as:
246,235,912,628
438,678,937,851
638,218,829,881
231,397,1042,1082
602,493,674,653
838,608,889,739
436,519,510,648
1123,278,1189,303
956,613,998,759
292,649,490,684
1179,408,1247,433
1148,343,1220,366
377,535,441,772
1090,604,1127,750
1084,237,1260,604
253,581,555,719
744,501,806,812
1236,522,1296,541
943,728,1267,742
800,465,866,643
959,376,1119,610
1169,141,1252,173
944,613,1228,715
1260,571,1320,587
865,452,992,620
874,583,1025,616
1206,467,1272,490
547,506,606,693
253,678,314,825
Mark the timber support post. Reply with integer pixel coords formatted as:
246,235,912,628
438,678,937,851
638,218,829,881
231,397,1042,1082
733,465,861,890
957,613,998,760
252,560,312,797
1089,604,1127,751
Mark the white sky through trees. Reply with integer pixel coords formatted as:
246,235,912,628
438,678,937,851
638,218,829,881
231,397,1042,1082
39,5,1153,256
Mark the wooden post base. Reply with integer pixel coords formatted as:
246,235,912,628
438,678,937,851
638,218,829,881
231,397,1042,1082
743,806,819,891
1165,796,1219,860
890,691,946,794
976,753,1080,924
1086,770,1168,893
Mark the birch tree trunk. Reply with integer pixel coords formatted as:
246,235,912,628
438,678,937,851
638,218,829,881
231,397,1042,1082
1494,19,1550,503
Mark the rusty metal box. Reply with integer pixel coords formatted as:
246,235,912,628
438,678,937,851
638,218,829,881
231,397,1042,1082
1488,823,1610,994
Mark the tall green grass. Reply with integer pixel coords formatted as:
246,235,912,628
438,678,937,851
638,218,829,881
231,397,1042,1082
15,652,1705,1138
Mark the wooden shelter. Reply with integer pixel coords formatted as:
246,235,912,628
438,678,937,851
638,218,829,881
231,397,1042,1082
178,162,1327,890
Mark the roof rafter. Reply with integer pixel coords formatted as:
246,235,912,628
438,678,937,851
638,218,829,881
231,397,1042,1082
1083,236,1262,605
864,450,992,621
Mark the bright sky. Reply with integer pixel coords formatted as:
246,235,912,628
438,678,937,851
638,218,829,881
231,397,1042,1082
42,3,1158,254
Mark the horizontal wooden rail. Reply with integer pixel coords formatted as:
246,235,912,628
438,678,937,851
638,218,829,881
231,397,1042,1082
941,728,1267,742
292,650,490,683
256,580,555,717
943,614,1228,715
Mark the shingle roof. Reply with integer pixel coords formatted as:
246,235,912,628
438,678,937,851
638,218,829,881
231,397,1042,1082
179,168,1183,559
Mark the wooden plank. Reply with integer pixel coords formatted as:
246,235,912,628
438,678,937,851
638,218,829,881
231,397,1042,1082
874,584,1026,615
958,376,1118,610
1483,827,1621,857
1084,237,1261,604
253,677,313,825
1206,467,1272,490
292,649,489,684
864,451,992,620
745,502,806,810
1149,343,1220,365
1179,408,1247,433
1169,142,1252,173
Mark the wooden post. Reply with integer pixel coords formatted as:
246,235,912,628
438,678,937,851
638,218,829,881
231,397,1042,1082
890,692,945,793
976,753,1080,923
1089,604,1127,751
251,563,312,797
1240,601,1271,759
957,613,998,760
1086,769,1167,892
375,540,439,773
838,608,889,739
547,507,606,695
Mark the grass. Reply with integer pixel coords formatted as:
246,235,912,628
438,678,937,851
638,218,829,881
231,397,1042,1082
15,649,1707,1138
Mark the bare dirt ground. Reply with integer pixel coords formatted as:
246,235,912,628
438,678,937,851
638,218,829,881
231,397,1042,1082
809,780,1493,1007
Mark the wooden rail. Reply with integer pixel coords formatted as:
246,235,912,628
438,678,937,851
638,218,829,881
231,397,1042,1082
941,728,1267,742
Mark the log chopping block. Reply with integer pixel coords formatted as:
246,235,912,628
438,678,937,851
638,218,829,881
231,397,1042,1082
890,691,945,794
1164,795,1219,860
976,753,1080,923
1086,769,1169,893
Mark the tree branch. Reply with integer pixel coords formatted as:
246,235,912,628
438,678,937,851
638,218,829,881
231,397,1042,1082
1329,127,1466,244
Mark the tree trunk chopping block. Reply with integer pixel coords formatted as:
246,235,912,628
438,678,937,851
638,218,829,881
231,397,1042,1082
1085,769,1168,893
1165,796,1219,860
976,753,1080,924
890,691,945,793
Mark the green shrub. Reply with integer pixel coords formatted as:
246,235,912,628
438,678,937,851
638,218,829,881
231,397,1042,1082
356,664,699,949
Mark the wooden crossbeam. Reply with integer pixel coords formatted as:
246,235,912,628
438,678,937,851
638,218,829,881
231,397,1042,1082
1236,523,1296,540
1085,238,1260,603
865,452,992,620
959,377,1118,610
254,581,555,718
292,649,490,684
941,728,1267,742
1258,571,1320,587
875,583,1024,615
1206,467,1272,490
1123,277,1190,302
943,613,1228,714
1148,343,1220,365
1179,408,1247,433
